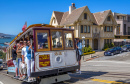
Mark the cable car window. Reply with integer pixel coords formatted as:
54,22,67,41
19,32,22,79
64,31,74,49
36,30,50,51
51,30,63,50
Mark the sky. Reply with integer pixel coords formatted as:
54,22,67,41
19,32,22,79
0,0,130,35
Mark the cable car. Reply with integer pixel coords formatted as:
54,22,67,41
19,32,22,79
6,24,79,83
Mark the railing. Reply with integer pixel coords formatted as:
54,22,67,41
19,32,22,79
115,32,130,35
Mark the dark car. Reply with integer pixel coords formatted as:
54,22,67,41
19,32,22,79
122,44,130,52
104,47,122,56
0,59,3,70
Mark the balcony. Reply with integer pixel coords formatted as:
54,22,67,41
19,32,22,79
115,32,130,36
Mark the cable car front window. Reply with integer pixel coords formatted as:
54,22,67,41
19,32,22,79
37,32,48,49
64,31,74,49
36,30,50,51
51,30,63,50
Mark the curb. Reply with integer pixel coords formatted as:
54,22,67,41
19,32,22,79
85,56,103,61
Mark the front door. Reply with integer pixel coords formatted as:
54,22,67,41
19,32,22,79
94,39,98,50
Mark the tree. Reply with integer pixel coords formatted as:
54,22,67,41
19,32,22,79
0,51,6,61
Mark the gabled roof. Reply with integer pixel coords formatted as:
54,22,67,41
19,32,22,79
60,6,87,25
53,11,64,25
51,6,116,26
51,6,88,26
93,10,111,25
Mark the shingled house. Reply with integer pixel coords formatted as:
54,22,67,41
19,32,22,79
50,3,117,50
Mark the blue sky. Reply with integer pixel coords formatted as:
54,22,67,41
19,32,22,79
0,0,130,35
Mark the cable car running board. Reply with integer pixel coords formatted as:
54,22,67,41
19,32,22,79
40,74,71,84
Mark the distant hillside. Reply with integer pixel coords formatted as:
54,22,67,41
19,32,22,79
0,33,15,37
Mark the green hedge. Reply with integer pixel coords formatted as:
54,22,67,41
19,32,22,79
81,46,95,55
83,51,95,55
103,43,115,51
82,46,93,53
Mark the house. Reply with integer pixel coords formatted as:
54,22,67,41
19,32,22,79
113,12,130,43
50,3,117,50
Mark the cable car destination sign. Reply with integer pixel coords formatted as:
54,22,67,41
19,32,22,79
39,54,51,67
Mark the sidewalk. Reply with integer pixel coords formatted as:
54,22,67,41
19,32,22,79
81,51,105,62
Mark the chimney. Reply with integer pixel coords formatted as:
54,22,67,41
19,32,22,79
69,3,76,14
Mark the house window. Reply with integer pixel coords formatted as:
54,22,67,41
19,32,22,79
107,16,111,21
81,25,83,33
88,26,90,33
107,39,109,44
87,39,89,47
84,25,87,33
117,24,120,35
107,26,110,32
104,26,106,32
53,18,56,24
122,16,126,20
128,27,130,35
110,39,112,43
84,13,87,19
110,26,113,32
128,17,130,22
124,24,126,35
104,39,106,44
117,16,119,19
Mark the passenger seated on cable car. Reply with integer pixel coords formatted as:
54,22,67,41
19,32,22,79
57,42,62,47
38,42,43,49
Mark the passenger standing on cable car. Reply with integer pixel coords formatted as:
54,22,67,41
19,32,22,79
76,38,82,74
12,45,18,78
25,41,34,82
21,41,28,81
19,41,27,80
15,42,22,79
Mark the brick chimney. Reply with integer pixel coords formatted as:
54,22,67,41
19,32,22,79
69,3,76,14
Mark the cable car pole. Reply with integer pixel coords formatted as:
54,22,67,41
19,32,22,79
82,36,85,60
30,39,33,73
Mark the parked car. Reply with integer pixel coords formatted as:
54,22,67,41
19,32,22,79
0,59,3,70
104,47,122,56
121,44,130,52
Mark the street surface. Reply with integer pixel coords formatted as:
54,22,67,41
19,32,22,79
0,51,130,84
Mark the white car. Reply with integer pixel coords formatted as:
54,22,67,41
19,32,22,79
0,59,3,70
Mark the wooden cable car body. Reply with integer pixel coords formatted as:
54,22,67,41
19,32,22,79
6,24,79,83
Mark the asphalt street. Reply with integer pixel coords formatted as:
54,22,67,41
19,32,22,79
0,51,130,84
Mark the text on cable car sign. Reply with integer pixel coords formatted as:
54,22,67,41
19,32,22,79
39,54,51,67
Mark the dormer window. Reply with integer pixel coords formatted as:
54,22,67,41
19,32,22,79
84,13,87,19
107,16,111,21
53,18,56,24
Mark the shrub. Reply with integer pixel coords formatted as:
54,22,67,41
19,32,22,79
104,43,109,49
82,46,93,53
88,46,92,52
111,43,115,47
104,48,109,51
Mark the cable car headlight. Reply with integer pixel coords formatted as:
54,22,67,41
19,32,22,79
55,56,62,63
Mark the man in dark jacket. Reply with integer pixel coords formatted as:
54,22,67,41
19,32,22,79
12,45,18,78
